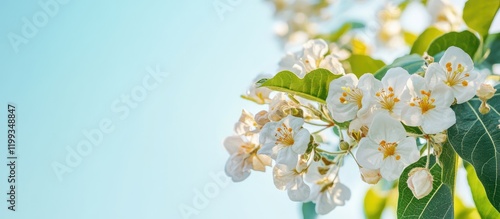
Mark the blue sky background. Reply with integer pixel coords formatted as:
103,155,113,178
0,0,486,219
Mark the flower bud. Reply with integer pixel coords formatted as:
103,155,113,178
407,168,433,199
476,83,496,101
339,141,350,151
360,168,381,184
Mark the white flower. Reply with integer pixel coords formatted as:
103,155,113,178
234,109,259,136
356,113,420,181
279,52,306,77
372,67,410,119
267,93,299,121
302,39,329,72
273,156,310,202
259,115,311,168
401,74,456,134
359,167,382,184
242,74,273,104
426,46,480,104
278,39,345,77
327,73,377,123
407,167,434,199
427,0,462,31
306,161,351,215
224,135,272,182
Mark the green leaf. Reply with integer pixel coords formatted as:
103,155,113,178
404,31,418,45
259,69,341,103
463,0,500,39
482,33,500,67
374,54,424,79
440,141,457,193
404,124,422,135
397,156,453,218
344,55,385,78
302,202,318,219
465,162,500,218
410,27,444,55
364,187,387,219
427,31,480,58
448,85,500,211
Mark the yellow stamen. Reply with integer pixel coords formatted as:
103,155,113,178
275,123,295,146
340,86,363,108
378,140,398,159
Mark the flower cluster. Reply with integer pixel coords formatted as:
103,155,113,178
224,39,487,214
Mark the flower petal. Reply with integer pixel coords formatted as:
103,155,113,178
425,62,447,89
276,147,299,168
287,177,310,202
368,113,406,143
439,46,474,73
380,156,405,181
383,67,411,95
395,137,420,165
292,128,310,154
357,138,384,169
223,135,244,155
401,105,423,127
421,107,456,134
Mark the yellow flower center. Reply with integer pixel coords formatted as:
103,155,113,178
444,62,470,87
275,123,295,146
376,86,400,112
339,86,363,108
378,140,400,160
409,90,436,114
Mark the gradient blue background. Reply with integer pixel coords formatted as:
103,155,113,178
0,0,481,219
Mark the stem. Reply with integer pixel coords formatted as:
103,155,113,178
425,143,431,169
336,125,345,141
316,148,347,155
312,125,333,134
349,150,362,167
305,121,332,126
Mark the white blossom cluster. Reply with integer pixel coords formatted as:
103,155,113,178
224,39,490,214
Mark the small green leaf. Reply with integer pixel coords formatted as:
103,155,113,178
448,85,500,211
260,69,341,103
374,54,424,79
463,0,500,39
345,55,385,78
397,156,453,218
465,162,500,218
404,124,422,135
410,27,444,55
364,187,387,219
427,31,480,58
302,202,318,219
